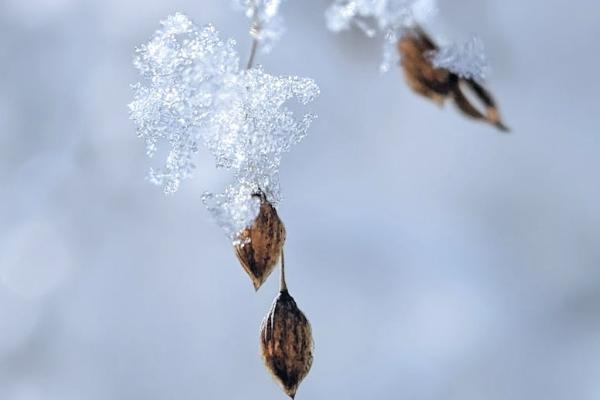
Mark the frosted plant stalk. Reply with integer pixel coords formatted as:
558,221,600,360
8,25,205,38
233,0,286,57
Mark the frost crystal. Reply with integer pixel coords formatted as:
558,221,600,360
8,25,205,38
325,0,437,72
202,181,261,243
428,37,490,83
129,14,239,193
325,0,434,35
203,67,319,204
233,0,286,53
129,13,319,241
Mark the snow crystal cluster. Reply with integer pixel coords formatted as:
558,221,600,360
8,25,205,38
428,37,489,83
325,0,489,80
233,0,286,53
326,0,437,72
326,0,421,35
129,13,319,242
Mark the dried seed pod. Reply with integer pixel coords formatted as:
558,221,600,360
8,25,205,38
260,256,313,398
398,26,509,132
235,193,286,291
398,27,453,105
260,288,313,399
458,78,510,132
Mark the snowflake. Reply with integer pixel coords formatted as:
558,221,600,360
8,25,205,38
233,0,286,53
129,13,319,240
428,37,490,83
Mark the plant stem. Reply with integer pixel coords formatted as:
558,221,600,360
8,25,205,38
280,249,288,293
246,0,261,69
246,37,259,69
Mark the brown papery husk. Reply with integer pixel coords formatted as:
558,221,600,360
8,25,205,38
398,26,510,132
260,289,313,398
397,26,453,104
234,194,286,291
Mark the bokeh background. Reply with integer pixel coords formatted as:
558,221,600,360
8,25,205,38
1,0,599,399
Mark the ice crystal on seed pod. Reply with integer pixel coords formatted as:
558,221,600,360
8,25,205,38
233,0,286,53
202,181,262,244
129,13,319,240
428,36,490,83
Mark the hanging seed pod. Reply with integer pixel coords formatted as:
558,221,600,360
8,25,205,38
260,254,313,398
235,192,286,291
397,26,509,132
398,26,454,106
457,78,510,132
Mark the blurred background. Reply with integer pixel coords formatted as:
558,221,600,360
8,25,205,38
1,0,599,399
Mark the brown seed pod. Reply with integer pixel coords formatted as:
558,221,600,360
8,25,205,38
234,192,286,291
398,26,509,132
260,258,313,398
398,26,454,105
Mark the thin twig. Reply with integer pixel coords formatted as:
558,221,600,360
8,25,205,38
279,249,287,293
246,0,261,69
246,37,259,69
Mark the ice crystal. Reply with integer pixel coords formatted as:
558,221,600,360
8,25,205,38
380,30,400,73
202,67,319,204
428,37,490,83
129,13,319,240
202,181,261,243
129,14,239,193
233,0,286,53
325,0,437,72
325,0,431,35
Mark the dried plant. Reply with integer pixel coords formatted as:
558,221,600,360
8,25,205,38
397,26,452,106
129,2,511,398
325,0,510,131
398,26,509,132
260,254,313,398
129,2,315,397
235,192,286,290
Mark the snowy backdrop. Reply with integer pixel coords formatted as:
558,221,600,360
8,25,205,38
1,0,600,399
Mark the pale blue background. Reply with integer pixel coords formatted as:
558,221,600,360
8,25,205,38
1,1,599,399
